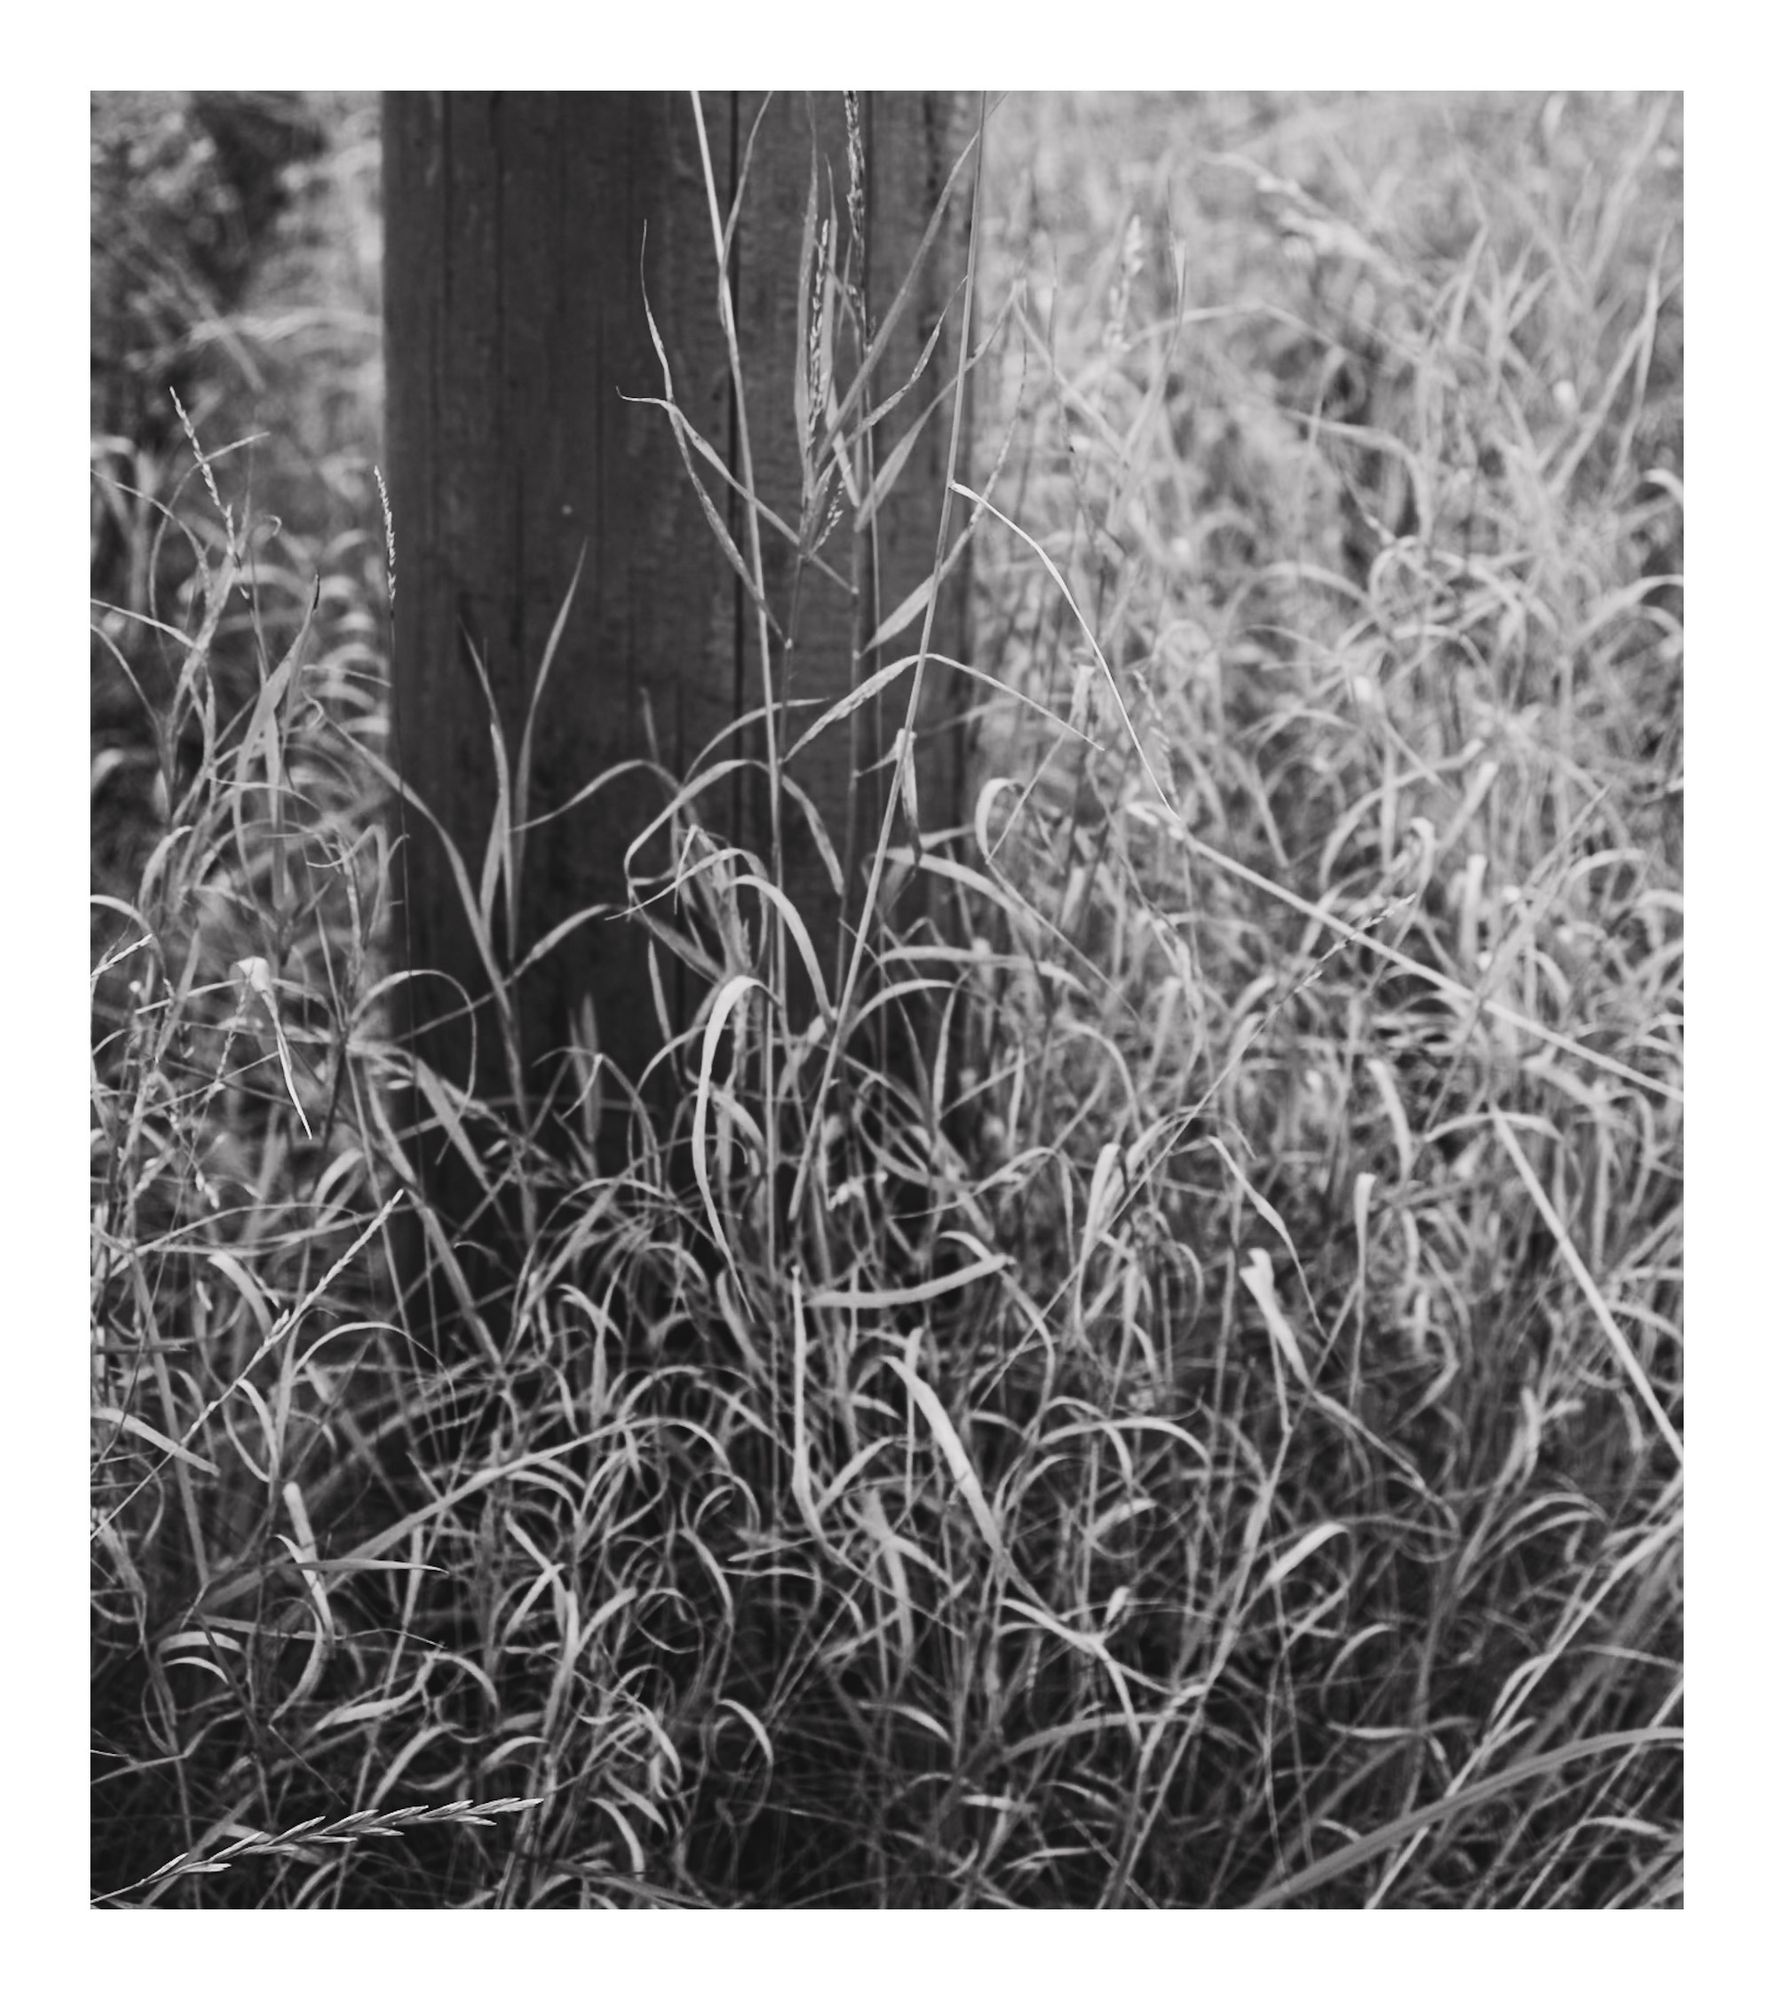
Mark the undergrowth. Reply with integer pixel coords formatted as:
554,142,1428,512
90,90,1681,1909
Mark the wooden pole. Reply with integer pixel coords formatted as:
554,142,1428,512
381,92,970,1285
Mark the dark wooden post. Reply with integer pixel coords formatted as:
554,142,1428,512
381,92,970,1266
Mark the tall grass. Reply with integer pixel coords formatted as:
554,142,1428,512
90,90,1681,1908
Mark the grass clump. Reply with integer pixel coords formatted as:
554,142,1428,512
91,90,1680,1908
